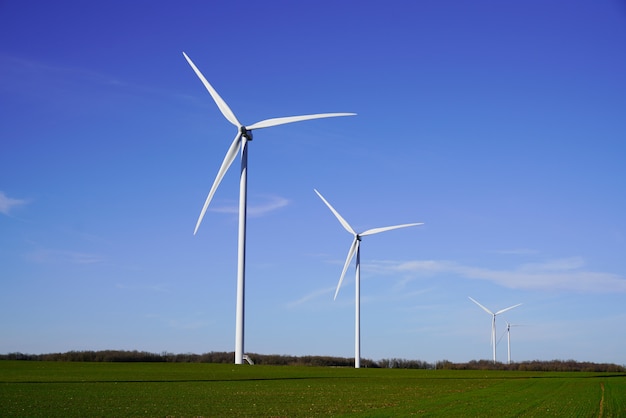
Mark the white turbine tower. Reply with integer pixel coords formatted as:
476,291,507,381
468,296,521,364
505,321,521,365
184,52,355,365
315,189,422,368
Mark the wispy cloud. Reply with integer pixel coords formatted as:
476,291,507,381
0,54,178,104
210,195,289,217
489,248,539,256
144,313,208,330
0,54,124,88
166,319,207,330
26,249,103,265
288,278,434,309
0,191,27,215
377,257,626,293
287,286,335,308
116,283,169,293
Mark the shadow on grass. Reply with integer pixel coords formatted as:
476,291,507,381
6,373,626,385
1,375,356,384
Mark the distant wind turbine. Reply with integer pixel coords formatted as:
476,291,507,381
468,296,521,363
315,189,422,368
505,321,521,364
183,52,355,365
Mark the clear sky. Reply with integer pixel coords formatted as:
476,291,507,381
1,1,625,365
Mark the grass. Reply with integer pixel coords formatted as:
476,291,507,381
1,361,625,417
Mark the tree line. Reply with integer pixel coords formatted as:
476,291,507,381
435,359,626,372
1,350,624,372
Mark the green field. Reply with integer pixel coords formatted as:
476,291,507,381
1,361,625,417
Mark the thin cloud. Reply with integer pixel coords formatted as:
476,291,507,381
1,54,177,103
373,257,626,293
287,285,335,308
116,283,169,293
210,195,289,217
26,249,103,265
144,313,208,330
0,54,124,88
167,319,207,330
490,248,539,256
0,191,27,215
288,277,433,309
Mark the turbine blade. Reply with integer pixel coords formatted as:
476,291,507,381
360,222,423,237
468,296,494,315
314,189,355,235
193,132,242,235
182,52,241,128
495,303,522,316
334,238,359,300
247,113,356,130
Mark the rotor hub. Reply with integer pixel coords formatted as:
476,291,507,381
241,126,253,140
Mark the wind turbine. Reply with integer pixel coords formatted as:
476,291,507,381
314,189,422,368
183,52,355,365
504,321,521,364
468,296,521,363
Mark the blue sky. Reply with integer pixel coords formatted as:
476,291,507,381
1,1,625,365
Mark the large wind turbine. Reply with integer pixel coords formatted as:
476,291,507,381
468,296,521,363
183,52,355,365
315,189,422,368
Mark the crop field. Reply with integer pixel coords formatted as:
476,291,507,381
1,361,625,417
